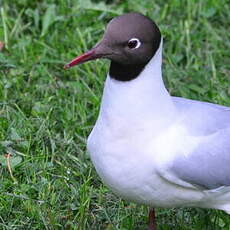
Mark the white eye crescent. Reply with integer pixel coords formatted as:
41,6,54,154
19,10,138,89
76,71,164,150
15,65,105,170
127,38,141,49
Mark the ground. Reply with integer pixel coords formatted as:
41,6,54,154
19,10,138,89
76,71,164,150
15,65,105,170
0,0,229,229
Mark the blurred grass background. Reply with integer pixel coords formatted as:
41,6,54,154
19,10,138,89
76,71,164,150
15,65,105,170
0,0,229,229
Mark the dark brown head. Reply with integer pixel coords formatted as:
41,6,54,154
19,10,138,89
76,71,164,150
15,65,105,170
65,13,161,81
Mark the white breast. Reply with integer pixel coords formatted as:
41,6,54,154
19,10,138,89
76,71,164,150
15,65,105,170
87,116,206,207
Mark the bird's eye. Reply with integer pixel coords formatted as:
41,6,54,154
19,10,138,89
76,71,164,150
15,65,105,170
127,38,141,49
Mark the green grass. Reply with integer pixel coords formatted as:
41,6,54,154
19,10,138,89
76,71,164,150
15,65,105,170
0,0,229,229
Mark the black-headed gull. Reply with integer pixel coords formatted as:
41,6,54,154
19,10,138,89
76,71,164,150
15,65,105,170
65,12,230,229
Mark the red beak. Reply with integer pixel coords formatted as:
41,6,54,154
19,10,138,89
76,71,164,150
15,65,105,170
64,48,99,69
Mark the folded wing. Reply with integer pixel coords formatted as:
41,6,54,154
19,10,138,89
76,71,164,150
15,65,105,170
171,128,230,189
170,97,230,190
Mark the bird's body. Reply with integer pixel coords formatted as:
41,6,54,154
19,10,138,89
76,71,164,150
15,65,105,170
65,12,230,228
87,42,230,213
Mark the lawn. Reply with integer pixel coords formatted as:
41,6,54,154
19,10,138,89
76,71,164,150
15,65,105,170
0,0,229,229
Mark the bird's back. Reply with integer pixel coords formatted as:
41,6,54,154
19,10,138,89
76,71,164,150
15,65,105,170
172,96,230,135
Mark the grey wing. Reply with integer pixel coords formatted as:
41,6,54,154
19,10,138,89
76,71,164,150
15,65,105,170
171,128,230,190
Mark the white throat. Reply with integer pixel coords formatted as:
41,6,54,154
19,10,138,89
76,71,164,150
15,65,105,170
98,40,177,133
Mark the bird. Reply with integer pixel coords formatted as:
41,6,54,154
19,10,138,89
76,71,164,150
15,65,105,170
64,12,230,229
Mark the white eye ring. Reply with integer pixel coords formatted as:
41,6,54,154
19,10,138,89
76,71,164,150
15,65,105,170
127,38,141,49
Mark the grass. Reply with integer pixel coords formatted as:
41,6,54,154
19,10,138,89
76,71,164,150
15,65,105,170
0,0,229,229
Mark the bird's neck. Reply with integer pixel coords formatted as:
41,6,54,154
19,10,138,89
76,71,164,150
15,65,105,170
109,61,146,81
99,41,177,131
